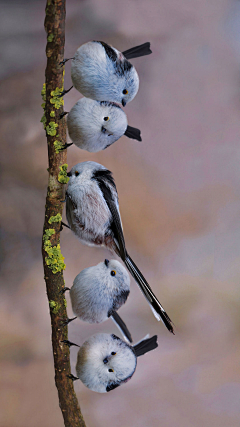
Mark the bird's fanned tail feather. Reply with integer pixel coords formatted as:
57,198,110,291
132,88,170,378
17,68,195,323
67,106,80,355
133,335,158,357
122,42,152,60
124,255,174,334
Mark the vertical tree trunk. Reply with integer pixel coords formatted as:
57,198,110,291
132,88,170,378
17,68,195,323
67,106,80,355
42,1,86,426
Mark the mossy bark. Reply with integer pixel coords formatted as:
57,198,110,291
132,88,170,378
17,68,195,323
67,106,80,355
42,1,86,426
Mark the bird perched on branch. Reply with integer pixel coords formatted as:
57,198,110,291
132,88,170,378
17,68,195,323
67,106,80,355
64,98,141,152
65,161,174,334
73,333,158,393
60,41,152,105
63,258,132,342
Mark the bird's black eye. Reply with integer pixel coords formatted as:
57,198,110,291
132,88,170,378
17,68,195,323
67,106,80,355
122,89,128,95
75,171,79,176
104,116,109,121
111,270,116,276
111,352,116,356
108,368,114,373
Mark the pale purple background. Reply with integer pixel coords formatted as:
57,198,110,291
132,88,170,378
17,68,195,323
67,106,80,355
1,0,240,426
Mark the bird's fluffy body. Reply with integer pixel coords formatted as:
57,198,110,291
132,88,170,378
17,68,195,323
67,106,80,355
71,41,139,105
75,333,137,393
67,98,128,152
70,259,130,323
66,161,120,252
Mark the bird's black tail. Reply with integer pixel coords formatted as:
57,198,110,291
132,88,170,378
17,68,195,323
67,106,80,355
122,42,152,60
110,311,133,343
124,125,142,141
124,254,174,334
133,335,158,357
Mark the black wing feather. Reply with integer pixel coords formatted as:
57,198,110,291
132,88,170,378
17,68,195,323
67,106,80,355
92,169,126,260
109,310,133,343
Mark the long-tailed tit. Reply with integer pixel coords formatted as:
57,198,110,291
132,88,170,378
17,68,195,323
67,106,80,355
64,259,132,342
74,333,158,393
65,98,141,152
60,41,152,105
65,161,174,334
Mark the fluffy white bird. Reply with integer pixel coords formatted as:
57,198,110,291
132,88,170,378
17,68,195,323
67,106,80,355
72,333,158,393
65,161,174,334
64,98,141,152
60,41,152,105
63,258,132,342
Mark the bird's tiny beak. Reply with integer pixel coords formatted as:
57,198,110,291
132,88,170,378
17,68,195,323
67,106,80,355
122,99,126,107
104,259,109,267
67,171,71,177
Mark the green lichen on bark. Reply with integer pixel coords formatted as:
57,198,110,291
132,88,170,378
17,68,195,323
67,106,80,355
50,87,64,109
49,300,61,314
41,83,47,129
46,121,58,136
43,229,66,274
54,140,64,153
58,164,69,184
48,213,62,224
47,33,54,42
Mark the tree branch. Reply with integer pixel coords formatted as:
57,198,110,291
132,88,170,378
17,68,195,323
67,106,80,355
42,1,86,426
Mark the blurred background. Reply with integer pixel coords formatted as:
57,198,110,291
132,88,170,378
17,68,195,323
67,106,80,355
1,0,240,425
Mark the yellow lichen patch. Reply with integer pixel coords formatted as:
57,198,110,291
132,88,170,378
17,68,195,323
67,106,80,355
58,164,69,184
49,300,61,314
48,213,62,224
43,229,66,274
47,33,54,43
54,140,64,153
50,87,64,109
46,121,58,136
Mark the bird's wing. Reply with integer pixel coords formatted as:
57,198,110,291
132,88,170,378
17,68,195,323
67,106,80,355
92,169,126,260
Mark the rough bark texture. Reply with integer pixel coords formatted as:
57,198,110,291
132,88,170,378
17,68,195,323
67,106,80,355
42,1,86,426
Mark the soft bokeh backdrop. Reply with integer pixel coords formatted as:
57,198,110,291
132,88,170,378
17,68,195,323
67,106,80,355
1,0,240,426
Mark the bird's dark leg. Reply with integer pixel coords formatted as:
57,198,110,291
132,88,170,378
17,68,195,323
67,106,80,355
61,340,80,348
60,221,71,231
67,374,79,381
59,58,74,67
59,286,70,295
57,86,73,98
60,316,77,326
58,143,73,152
59,111,68,119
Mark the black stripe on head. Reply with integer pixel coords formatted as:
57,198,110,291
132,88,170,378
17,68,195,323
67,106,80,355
106,382,120,392
111,333,121,341
114,59,132,77
98,101,122,109
94,41,118,62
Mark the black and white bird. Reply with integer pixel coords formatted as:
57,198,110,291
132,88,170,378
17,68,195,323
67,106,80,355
64,259,132,342
65,161,174,334
65,98,141,152
74,333,158,393
60,41,152,105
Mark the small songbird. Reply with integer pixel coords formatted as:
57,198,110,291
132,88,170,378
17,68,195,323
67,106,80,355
75,333,158,393
65,161,174,334
60,41,152,105
66,98,141,152
66,258,132,342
